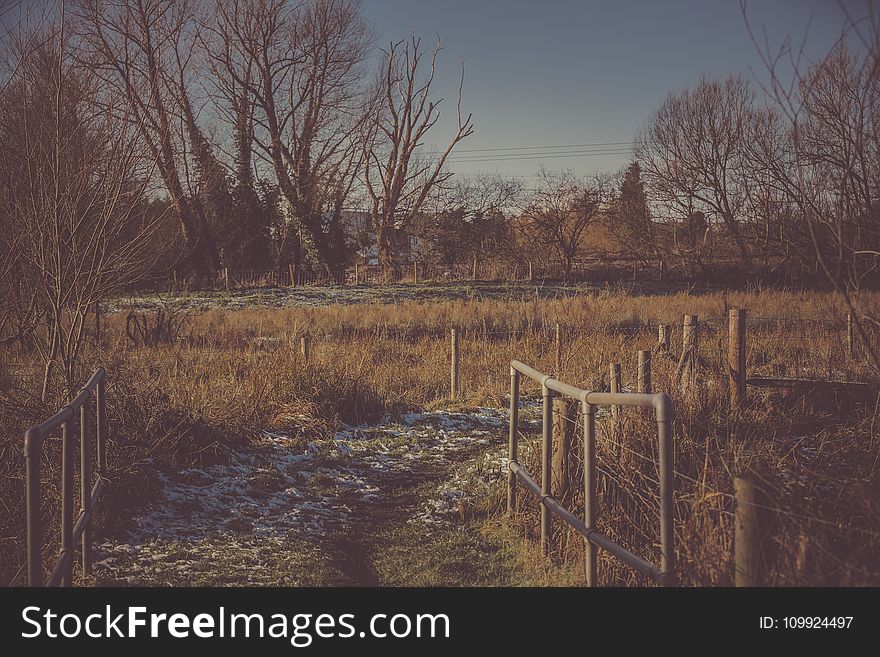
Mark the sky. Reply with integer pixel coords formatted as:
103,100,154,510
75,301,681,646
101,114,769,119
359,0,862,182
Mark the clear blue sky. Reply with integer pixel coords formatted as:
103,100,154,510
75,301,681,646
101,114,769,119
360,0,858,181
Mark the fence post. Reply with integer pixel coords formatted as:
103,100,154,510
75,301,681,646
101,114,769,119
657,394,675,585
224,267,230,292
734,476,772,586
609,363,621,425
554,323,562,375
528,260,533,281
472,254,478,281
450,327,460,399
353,262,359,285
94,302,101,347
61,420,74,586
96,375,107,473
507,368,520,514
638,350,652,394
25,427,42,586
289,264,296,287
675,314,699,392
80,396,92,576
413,261,418,285
552,398,575,498
300,333,311,362
582,400,597,586
847,313,854,360
541,383,553,559
658,323,669,352
729,308,746,408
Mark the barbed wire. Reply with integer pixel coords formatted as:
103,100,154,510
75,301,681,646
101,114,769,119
516,404,880,542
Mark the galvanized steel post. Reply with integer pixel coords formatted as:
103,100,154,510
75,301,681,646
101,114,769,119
655,393,675,585
61,420,74,586
507,369,520,514
541,382,553,558
80,395,92,576
582,399,597,586
25,427,42,586
96,375,107,472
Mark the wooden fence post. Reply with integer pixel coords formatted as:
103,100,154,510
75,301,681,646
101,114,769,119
729,308,746,408
675,314,699,392
552,398,576,499
734,476,773,586
658,323,669,352
450,327,460,399
224,267,230,292
638,350,652,394
472,254,478,281
847,313,854,360
300,333,310,362
610,363,621,425
554,323,562,375
413,261,418,285
528,260,533,281
94,302,102,347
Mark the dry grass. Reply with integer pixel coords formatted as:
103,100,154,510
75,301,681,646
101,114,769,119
2,286,878,586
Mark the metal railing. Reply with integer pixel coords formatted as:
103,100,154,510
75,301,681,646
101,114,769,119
507,360,675,586
24,368,108,587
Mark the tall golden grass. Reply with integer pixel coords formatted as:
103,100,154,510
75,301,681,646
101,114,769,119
2,287,878,585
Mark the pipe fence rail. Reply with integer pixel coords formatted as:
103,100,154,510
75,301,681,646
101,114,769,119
24,368,108,587
507,359,675,586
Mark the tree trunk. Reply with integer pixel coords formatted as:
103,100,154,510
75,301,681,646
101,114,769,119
376,226,399,279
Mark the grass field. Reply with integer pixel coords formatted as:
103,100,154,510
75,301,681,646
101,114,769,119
2,284,879,586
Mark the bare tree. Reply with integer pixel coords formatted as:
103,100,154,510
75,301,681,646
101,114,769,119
413,173,521,268
363,36,473,274
636,75,756,262
75,0,220,277
210,0,371,272
520,169,607,281
743,0,880,372
0,13,164,399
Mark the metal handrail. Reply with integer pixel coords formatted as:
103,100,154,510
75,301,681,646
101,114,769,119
507,359,675,586
24,368,108,587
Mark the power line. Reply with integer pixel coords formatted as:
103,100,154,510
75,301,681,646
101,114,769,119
423,140,634,155
448,149,632,164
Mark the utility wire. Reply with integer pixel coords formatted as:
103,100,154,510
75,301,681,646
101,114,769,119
448,149,632,164
421,140,634,155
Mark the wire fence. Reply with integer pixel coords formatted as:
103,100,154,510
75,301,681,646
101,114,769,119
134,257,683,294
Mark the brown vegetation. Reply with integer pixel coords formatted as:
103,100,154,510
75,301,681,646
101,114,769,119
2,288,878,586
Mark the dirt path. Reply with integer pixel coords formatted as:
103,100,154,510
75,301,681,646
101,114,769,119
94,407,521,586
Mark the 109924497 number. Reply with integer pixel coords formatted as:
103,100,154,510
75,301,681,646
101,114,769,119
782,617,853,629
